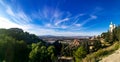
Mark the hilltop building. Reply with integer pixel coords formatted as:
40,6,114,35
109,22,115,32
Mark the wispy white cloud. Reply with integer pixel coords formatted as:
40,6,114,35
0,16,101,36
45,23,52,27
55,18,69,26
0,16,33,31
61,25,68,29
0,0,102,36
90,15,97,19
0,0,6,6
74,24,81,27
6,6,15,16
79,15,97,27
92,7,103,14
7,8,32,24
15,10,32,23
0,17,22,29
0,0,32,25
70,14,84,27
31,6,87,29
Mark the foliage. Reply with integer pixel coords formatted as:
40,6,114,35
0,35,29,62
53,40,62,55
101,25,120,44
0,28,55,62
82,42,120,62
101,32,113,43
93,40,102,51
74,46,87,62
80,41,89,53
47,46,57,61
60,43,73,56
0,28,44,44
0,25,120,62
29,42,57,62
114,26,120,41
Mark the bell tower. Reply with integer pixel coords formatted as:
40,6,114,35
109,22,115,32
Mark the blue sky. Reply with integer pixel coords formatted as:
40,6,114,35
0,0,120,36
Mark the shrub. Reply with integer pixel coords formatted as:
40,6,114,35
82,42,120,62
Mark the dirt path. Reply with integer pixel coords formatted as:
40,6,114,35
100,48,120,62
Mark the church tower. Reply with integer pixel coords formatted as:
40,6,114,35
109,22,115,32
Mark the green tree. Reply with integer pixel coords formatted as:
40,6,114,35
53,40,62,55
0,35,15,62
13,41,29,62
115,26,120,41
29,42,56,62
74,46,87,62
0,35,29,62
0,28,44,44
101,31,114,44
94,40,102,51
29,42,43,62
47,46,56,62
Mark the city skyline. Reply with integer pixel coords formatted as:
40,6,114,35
0,0,120,36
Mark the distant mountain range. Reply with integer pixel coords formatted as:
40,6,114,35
39,35,93,41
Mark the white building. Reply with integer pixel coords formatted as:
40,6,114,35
109,22,115,32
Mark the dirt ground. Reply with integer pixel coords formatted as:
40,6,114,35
100,48,120,62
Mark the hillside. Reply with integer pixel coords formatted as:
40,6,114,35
100,47,120,62
0,28,44,44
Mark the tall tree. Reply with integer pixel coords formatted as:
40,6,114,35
74,46,87,62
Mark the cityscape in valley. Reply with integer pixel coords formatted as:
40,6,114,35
40,22,115,46
0,0,120,62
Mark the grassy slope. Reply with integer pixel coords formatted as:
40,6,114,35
82,41,120,62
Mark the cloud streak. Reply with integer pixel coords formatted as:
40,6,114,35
55,18,69,26
0,16,101,36
0,0,32,25
0,0,102,36
80,15,97,27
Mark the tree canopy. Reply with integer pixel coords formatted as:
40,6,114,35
0,28,44,44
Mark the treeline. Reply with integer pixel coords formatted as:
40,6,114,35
59,25,120,62
59,39,102,62
1,25,120,62
0,28,44,44
0,28,102,62
101,25,120,44
0,28,57,62
82,25,120,62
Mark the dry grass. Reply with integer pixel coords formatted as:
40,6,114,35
82,42,120,62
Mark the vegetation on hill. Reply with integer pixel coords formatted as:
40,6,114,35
74,46,87,62
0,28,44,44
101,25,120,44
0,35,29,62
82,25,120,62
0,28,57,62
82,42,120,62
29,42,57,62
0,25,120,62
